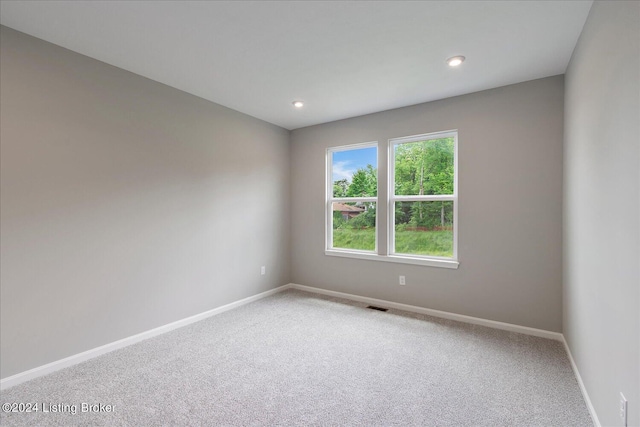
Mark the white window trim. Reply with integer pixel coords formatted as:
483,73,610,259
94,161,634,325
325,131,459,270
326,142,379,254
324,249,460,269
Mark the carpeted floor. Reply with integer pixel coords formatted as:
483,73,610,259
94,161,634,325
0,289,592,426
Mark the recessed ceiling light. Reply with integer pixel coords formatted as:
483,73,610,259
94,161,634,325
292,101,304,108
446,56,465,67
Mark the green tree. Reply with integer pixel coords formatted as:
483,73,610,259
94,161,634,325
394,138,454,229
333,179,349,197
347,203,376,229
346,164,377,197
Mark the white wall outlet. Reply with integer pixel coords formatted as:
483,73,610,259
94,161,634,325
399,275,406,285
260,266,266,276
620,392,627,426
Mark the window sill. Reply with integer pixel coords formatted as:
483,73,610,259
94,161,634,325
325,249,459,269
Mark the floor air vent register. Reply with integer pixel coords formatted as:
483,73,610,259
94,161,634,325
366,306,389,312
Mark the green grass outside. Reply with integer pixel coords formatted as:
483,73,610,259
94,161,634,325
332,228,453,257
332,228,376,251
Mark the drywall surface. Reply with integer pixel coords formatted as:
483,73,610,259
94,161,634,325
0,26,291,378
564,1,640,426
291,76,565,332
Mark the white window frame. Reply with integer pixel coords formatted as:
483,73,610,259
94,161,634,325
325,142,379,254
325,131,459,270
387,130,458,268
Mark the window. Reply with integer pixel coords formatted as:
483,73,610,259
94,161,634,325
389,131,457,263
326,130,457,269
326,143,377,253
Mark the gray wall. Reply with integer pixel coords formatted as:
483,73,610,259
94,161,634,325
0,26,291,379
563,1,640,426
291,76,565,332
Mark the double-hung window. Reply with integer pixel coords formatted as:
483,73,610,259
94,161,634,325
326,143,378,253
326,130,457,269
389,131,457,264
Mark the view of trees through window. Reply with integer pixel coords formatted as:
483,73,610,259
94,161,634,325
328,133,456,259
392,136,455,257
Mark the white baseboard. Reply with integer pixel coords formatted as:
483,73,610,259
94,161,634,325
561,337,601,427
290,283,563,341
0,284,292,390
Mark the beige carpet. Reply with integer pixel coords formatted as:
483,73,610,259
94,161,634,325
0,289,592,426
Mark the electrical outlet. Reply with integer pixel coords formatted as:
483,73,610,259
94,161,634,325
399,275,406,285
260,266,266,276
620,393,627,426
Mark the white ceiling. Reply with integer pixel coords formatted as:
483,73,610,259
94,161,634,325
0,1,593,130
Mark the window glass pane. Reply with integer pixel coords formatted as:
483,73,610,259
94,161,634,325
394,201,453,257
332,147,377,197
332,202,376,251
394,137,454,196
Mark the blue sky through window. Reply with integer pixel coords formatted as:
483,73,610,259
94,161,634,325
332,147,377,183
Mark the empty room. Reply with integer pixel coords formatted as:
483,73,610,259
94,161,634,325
0,1,638,426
